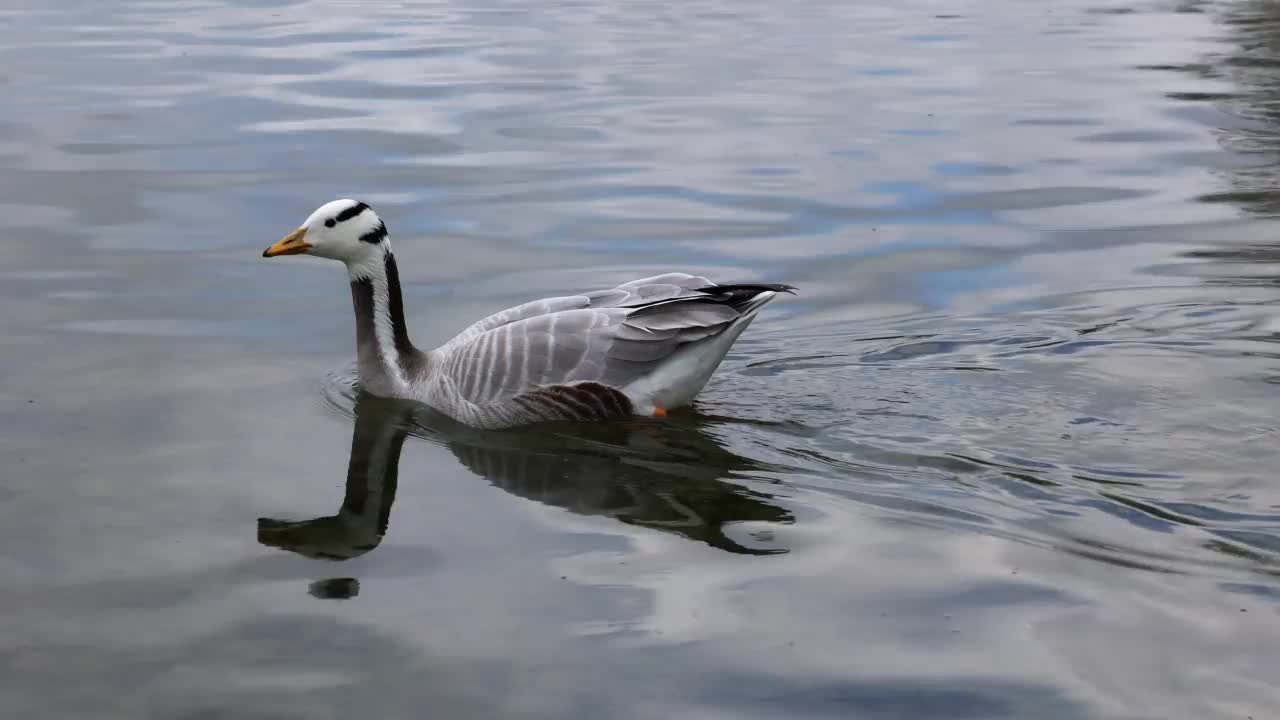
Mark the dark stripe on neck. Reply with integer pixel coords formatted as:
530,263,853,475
350,252,425,386
336,201,370,223
383,252,415,358
349,277,383,389
359,221,387,244
350,278,376,348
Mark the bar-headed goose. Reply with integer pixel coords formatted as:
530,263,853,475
263,199,794,429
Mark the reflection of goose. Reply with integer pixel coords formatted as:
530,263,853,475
258,392,793,561
257,395,408,562
262,199,793,428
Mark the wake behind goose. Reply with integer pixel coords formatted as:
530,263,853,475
263,199,794,429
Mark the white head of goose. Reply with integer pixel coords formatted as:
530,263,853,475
264,198,795,429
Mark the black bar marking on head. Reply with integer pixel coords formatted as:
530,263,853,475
335,201,370,223
359,221,387,244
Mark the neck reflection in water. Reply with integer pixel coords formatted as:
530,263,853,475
258,392,794,594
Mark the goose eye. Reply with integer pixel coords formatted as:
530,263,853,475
325,218,336,228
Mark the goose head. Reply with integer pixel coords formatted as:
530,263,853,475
263,198,389,275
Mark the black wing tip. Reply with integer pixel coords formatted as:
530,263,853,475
696,283,798,295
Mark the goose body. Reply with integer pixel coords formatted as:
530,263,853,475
264,199,793,429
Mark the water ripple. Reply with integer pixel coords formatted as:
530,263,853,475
4,0,1280,717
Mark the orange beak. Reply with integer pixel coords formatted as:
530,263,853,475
262,227,312,257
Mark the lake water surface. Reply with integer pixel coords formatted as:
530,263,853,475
2,1,1279,718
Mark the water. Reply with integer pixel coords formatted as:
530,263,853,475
2,0,1279,717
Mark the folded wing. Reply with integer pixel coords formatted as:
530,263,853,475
437,274,790,404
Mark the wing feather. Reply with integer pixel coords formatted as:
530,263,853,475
435,274,785,405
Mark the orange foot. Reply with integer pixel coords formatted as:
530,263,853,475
653,407,668,418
